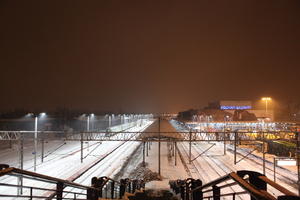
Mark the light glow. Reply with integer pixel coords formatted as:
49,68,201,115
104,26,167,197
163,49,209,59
262,97,272,101
220,105,252,110
277,159,296,166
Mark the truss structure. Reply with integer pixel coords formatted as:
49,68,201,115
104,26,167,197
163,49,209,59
0,131,64,140
63,131,297,142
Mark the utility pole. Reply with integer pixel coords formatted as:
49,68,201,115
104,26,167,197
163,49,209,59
263,131,266,175
18,133,24,195
143,141,145,166
146,141,149,156
297,132,300,195
34,116,38,171
189,130,192,163
158,117,161,176
41,133,44,163
234,132,237,164
175,141,177,166
224,131,226,155
80,132,83,163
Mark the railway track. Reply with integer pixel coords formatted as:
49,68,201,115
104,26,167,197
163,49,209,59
177,142,245,200
225,144,298,189
46,122,153,199
170,120,299,195
0,141,103,183
0,121,154,199
177,140,297,198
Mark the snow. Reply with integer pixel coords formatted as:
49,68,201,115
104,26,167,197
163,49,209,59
0,120,154,199
1,118,299,200
170,119,299,199
143,120,189,190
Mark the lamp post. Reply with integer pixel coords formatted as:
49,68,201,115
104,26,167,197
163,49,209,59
87,115,90,131
34,116,38,171
262,97,272,117
28,112,46,171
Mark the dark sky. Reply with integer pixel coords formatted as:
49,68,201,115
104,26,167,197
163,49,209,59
0,1,299,113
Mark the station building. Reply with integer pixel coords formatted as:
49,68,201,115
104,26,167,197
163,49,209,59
208,100,274,121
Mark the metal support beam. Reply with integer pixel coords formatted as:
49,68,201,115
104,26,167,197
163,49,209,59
57,182,64,200
143,141,145,166
63,130,298,142
146,141,149,156
17,133,23,195
189,130,192,164
158,117,161,176
175,141,177,166
297,132,300,196
262,132,266,175
172,141,175,157
80,132,83,163
235,146,260,164
191,143,216,162
224,132,226,155
273,157,276,182
41,135,44,163
234,132,237,165
34,117,37,172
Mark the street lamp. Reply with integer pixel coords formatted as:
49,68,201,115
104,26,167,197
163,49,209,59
224,115,229,131
27,112,46,171
262,97,272,116
86,113,95,132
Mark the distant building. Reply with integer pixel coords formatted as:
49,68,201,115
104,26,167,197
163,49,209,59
208,100,274,121
209,100,252,110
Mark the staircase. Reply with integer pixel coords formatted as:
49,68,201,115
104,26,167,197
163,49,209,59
126,189,178,200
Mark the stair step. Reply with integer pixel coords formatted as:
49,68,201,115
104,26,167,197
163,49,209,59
126,189,179,200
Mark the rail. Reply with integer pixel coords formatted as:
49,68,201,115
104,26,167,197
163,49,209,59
0,164,144,200
170,170,300,200
91,176,144,199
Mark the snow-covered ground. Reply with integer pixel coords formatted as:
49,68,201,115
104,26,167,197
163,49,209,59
170,119,299,199
1,118,298,200
0,120,154,199
142,120,189,190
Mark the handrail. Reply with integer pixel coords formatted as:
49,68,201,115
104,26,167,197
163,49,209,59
10,167,95,189
0,164,144,200
91,176,145,199
170,170,299,200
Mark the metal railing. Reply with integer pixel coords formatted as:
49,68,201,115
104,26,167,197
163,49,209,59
170,170,299,200
0,164,144,200
90,176,144,199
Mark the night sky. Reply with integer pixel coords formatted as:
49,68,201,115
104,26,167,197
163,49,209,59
0,1,299,113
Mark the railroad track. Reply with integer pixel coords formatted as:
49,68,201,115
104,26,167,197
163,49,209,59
0,121,154,199
46,122,153,199
0,141,103,184
170,120,298,195
178,142,245,200
170,121,245,199
225,144,298,189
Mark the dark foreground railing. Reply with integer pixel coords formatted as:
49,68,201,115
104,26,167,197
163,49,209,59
91,176,144,199
170,170,300,200
0,164,144,200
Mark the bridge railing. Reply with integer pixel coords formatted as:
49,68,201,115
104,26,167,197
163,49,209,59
91,176,144,199
0,164,144,200
170,170,299,200
0,164,98,199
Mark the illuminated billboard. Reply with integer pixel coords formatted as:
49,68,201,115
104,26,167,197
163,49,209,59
220,101,252,110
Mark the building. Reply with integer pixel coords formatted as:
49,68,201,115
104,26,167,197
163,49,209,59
208,100,274,121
